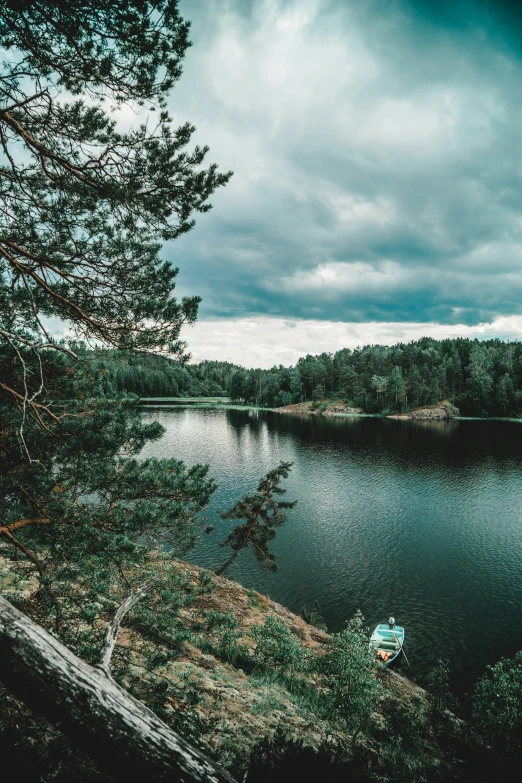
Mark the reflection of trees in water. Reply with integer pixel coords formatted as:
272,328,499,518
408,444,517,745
265,413,522,472
383,419,459,453
225,408,266,444
222,410,522,484
406,419,458,435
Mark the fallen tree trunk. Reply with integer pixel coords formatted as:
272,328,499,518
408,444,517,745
0,595,237,782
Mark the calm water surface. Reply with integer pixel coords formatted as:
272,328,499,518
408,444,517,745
140,408,522,691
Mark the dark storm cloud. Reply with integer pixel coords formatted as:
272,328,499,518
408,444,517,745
403,0,522,50
165,0,522,325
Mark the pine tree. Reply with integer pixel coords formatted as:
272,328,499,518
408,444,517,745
496,372,514,415
388,366,405,407
216,462,296,576
466,344,494,415
0,0,230,764
407,364,424,408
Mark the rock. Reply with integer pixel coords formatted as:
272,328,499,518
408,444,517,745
273,401,363,417
389,400,459,420
322,402,362,416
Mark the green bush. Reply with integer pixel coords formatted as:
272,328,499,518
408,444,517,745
472,650,522,762
385,696,428,752
253,616,306,680
425,659,458,717
318,611,381,738
219,628,252,667
245,728,371,782
300,600,327,631
204,611,239,631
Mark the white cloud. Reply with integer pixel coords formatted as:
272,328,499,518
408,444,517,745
185,315,522,368
277,260,415,297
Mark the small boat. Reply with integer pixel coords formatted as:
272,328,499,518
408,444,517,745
370,619,405,667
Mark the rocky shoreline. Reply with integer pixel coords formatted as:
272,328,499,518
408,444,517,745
387,400,459,420
273,401,363,417
273,399,459,421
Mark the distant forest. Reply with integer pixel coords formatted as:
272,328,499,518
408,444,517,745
87,337,522,417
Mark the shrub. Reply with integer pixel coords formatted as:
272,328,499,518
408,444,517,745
319,611,381,738
253,616,306,681
426,659,458,717
472,650,522,762
300,600,327,631
204,611,239,631
219,628,251,667
245,728,371,782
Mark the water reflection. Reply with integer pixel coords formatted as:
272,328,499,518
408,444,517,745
140,409,522,692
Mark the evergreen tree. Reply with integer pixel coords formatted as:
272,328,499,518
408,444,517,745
371,375,387,407
407,364,424,408
466,344,494,415
496,372,514,415
216,462,296,576
0,0,230,760
388,366,405,407
339,365,359,402
289,369,303,403
312,383,325,402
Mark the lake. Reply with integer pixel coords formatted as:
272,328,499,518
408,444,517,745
140,407,522,691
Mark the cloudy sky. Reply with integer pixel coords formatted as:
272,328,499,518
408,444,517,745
163,0,522,367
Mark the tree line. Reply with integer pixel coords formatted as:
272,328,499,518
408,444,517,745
93,337,522,417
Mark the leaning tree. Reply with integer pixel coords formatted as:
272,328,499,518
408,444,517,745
0,1,233,777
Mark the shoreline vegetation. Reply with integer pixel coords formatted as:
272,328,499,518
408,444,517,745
89,335,522,419
138,395,522,422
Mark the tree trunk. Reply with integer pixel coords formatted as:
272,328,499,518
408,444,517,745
0,596,236,782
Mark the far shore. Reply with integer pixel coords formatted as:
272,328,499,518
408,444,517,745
137,397,522,423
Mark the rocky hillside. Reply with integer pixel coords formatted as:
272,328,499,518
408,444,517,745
0,549,467,780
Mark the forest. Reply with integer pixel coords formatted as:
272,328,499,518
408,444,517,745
2,2,522,781
90,336,522,417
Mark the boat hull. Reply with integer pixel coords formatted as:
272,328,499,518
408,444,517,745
370,623,405,667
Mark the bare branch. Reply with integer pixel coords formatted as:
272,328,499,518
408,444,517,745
0,328,78,360
98,581,154,676
0,381,60,422
0,528,45,576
